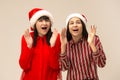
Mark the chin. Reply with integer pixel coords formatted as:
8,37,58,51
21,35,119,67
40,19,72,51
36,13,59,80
72,33,79,36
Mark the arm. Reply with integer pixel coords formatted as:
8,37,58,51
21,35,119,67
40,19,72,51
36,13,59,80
60,51,69,71
60,28,69,71
19,29,33,71
19,35,33,71
49,34,61,70
91,35,106,67
87,25,106,67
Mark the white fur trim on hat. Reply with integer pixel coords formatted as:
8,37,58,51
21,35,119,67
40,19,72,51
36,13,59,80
66,13,87,26
30,10,54,27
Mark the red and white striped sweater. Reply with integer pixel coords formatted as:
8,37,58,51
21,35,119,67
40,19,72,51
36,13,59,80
60,35,106,80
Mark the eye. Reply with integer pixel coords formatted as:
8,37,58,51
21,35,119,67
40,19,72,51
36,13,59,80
45,19,50,22
76,21,81,24
38,19,43,22
69,21,74,25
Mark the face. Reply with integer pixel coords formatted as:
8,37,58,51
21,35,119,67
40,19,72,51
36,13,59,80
68,17,83,38
35,16,51,37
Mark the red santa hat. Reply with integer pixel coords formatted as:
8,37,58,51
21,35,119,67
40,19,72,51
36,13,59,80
29,8,54,27
66,13,87,26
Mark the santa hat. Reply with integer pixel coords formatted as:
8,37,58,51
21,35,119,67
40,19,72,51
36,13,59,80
29,8,54,27
66,13,87,26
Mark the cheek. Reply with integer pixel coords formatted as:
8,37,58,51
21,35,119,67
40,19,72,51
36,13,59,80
78,25,83,31
68,27,72,34
48,23,51,28
36,25,41,31
79,27,83,32
36,23,41,28
68,25,72,31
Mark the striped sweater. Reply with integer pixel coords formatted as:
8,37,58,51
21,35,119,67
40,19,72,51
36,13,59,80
60,35,106,80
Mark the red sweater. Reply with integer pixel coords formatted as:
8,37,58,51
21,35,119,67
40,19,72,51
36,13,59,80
19,32,61,80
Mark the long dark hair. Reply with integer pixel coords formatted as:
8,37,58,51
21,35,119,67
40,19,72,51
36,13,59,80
66,19,88,41
33,16,52,47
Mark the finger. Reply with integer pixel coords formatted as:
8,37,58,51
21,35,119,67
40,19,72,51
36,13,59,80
60,28,64,39
53,28,58,35
61,28,66,37
26,29,30,36
64,28,67,36
24,29,27,37
90,25,93,33
91,25,96,33
93,25,96,33
24,29,30,37
61,28,66,35
60,28,65,41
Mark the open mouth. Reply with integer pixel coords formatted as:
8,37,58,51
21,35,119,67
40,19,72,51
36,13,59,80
73,29,78,31
41,27,47,30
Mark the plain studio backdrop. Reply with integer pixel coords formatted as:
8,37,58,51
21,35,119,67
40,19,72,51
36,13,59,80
0,0,120,80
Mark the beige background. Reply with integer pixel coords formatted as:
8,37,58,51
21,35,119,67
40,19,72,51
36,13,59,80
0,0,120,80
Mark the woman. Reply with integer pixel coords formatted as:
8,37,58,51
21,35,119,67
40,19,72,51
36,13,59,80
19,8,61,80
60,13,106,80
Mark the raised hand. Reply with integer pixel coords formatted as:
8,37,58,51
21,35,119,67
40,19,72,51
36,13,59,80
50,28,58,47
24,29,33,48
60,28,67,54
87,25,96,45
60,28,67,45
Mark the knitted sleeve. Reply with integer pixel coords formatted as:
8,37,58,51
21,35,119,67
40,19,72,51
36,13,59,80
19,35,33,71
92,35,106,68
49,34,61,70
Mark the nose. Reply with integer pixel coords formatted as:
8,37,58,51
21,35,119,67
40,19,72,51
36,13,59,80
73,23,77,27
42,20,47,24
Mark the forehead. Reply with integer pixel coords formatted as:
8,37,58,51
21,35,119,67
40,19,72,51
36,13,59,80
38,16,50,20
69,17,80,22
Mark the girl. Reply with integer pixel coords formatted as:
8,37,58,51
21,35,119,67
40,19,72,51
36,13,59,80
19,8,61,80
60,13,106,80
